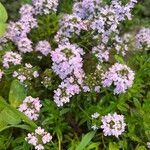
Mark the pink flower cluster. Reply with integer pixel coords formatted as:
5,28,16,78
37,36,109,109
25,127,52,150
2,51,22,68
101,112,126,138
18,96,42,120
102,63,135,94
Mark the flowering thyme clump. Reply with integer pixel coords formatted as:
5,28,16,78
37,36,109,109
101,63,135,94
2,51,22,68
18,96,42,120
101,112,126,138
25,127,52,150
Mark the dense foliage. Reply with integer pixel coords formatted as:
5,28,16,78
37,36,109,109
0,0,150,150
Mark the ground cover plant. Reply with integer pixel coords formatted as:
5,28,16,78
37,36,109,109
0,0,150,149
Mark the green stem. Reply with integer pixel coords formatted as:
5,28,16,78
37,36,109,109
57,134,61,150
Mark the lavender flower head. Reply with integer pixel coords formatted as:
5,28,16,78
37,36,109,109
2,51,22,68
17,37,33,53
35,40,51,56
55,14,87,43
135,28,150,50
101,112,126,138
92,44,109,62
73,0,101,19
7,21,30,42
51,43,84,79
54,76,81,107
32,0,59,15
102,63,135,94
19,4,35,16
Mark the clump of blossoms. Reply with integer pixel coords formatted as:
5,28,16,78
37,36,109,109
51,42,85,106
19,4,38,29
73,0,101,20
113,34,131,56
55,14,87,43
25,127,52,150
101,63,135,94
32,0,59,15
135,28,150,50
13,63,39,84
6,21,30,42
18,96,42,121
3,3,38,54
2,51,22,68
92,44,110,62
17,37,33,53
101,112,126,138
54,76,82,107
35,40,51,56
73,0,137,43
6,21,33,54
51,43,85,80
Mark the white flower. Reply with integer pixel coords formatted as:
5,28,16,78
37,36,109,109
91,125,99,130
91,112,100,119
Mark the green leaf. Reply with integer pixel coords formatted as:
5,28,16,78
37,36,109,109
135,146,147,150
86,143,99,150
0,116,8,132
133,98,141,109
0,124,32,132
9,80,27,108
0,108,21,125
0,3,8,22
109,142,119,150
114,55,125,64
0,22,6,37
76,131,96,150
